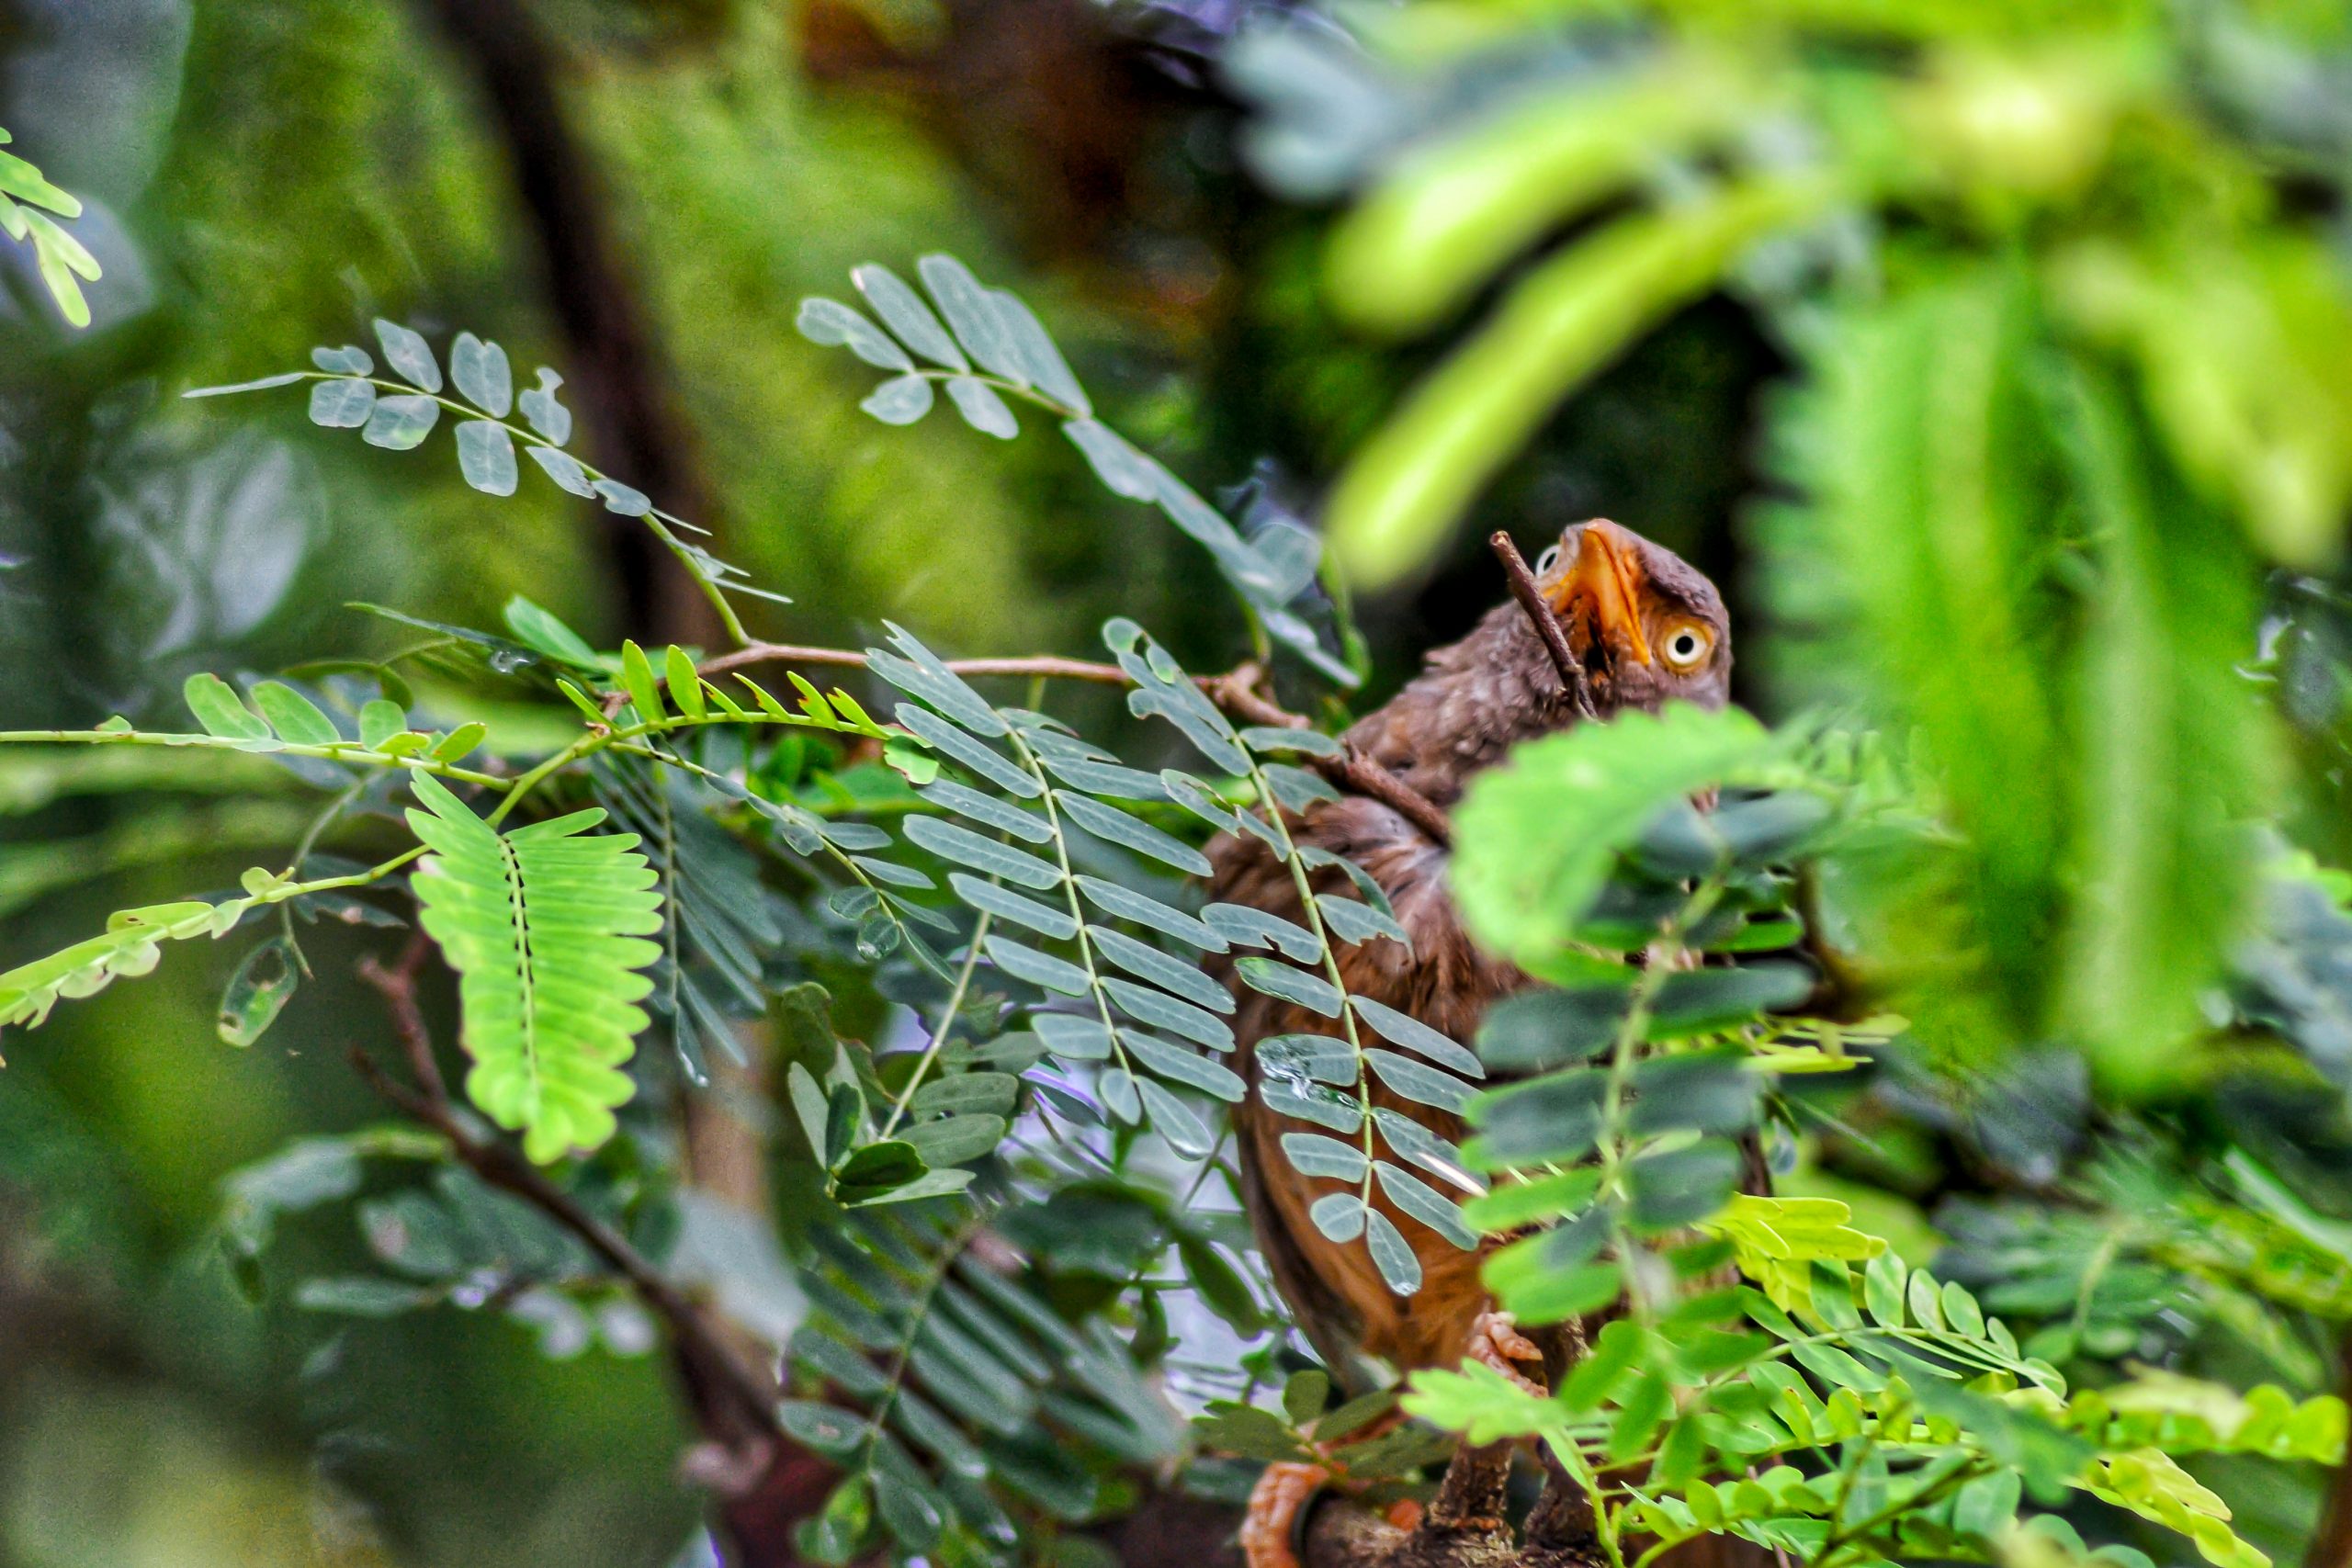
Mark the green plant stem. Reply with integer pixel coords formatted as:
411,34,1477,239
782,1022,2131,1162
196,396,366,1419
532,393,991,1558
1254,761,1381,1205
1002,727,1138,1086
0,728,512,788
277,778,369,964
876,909,993,1141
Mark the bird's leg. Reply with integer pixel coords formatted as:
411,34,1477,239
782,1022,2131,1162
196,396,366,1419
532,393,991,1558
1521,1319,1607,1568
1241,1407,1422,1568
1409,1311,1549,1540
1243,1460,1333,1568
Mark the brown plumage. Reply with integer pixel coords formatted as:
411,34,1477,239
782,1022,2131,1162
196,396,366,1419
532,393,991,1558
1213,519,1736,1385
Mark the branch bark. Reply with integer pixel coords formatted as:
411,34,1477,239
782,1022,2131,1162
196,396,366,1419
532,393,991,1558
1489,532,1598,724
349,945,843,1568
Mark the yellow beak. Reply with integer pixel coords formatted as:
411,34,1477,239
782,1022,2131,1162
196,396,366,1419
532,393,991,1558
1547,520,1653,668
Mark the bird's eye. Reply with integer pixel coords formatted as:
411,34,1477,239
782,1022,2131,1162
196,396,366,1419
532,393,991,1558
1534,543,1562,576
1662,622,1712,671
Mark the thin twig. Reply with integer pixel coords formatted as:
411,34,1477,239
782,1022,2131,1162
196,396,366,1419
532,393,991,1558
698,642,1132,688
350,960,779,1444
1206,673,1454,847
1490,531,1599,722
685,644,1458,846
356,932,446,1103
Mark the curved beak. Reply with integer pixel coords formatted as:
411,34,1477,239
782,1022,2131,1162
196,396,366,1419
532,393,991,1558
1546,520,1653,669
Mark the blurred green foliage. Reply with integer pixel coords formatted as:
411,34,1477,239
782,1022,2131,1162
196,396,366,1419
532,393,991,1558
2,0,2351,1566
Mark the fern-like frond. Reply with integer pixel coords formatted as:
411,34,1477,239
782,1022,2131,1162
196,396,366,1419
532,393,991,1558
406,775,663,1162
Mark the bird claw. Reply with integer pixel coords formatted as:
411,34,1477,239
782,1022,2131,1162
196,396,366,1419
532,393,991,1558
1242,1460,1330,1568
1470,1310,1548,1396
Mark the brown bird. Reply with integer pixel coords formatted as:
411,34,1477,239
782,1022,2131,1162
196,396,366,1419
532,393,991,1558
1210,519,1735,1568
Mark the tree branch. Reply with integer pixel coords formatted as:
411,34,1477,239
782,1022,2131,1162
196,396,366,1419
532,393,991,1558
1489,532,1598,724
349,959,778,1446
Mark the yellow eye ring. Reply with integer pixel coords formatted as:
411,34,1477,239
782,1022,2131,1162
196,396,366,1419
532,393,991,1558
1661,620,1713,671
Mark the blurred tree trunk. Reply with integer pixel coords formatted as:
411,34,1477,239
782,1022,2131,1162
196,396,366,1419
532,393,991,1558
415,0,724,648
409,5,809,1563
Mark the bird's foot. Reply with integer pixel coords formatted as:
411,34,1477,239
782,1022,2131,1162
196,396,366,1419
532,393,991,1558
1468,1310,1548,1396
1242,1460,1329,1568
1240,1407,1418,1568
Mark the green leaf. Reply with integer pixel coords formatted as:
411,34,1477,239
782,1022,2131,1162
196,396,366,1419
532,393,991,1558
1349,996,1482,1077
1284,1369,1331,1427
217,935,300,1047
1364,1049,1474,1114
311,344,373,376
1237,956,1342,1017
1136,1077,1217,1155
1054,792,1212,874
797,296,914,371
919,780,1049,842
373,318,443,391
298,1276,438,1317
501,597,602,669
1650,964,1814,1033
249,682,340,746
1032,1013,1113,1061
1123,1032,1247,1100
1453,704,1770,965
990,288,1091,414
904,817,1060,889
620,640,664,723
362,393,440,450
1310,1191,1367,1242
664,645,706,719
307,378,376,427
526,444,595,497
358,699,408,749
518,367,572,446
895,706,1038,797
1102,977,1235,1052
986,936,1093,998
945,377,1019,438
456,420,519,495
853,264,968,369
1204,903,1322,962
184,672,270,741
449,332,513,415
1476,983,1628,1072
862,374,935,424
594,478,650,516
404,775,663,1161
1086,927,1229,1012
1376,1162,1476,1248
4,900,254,1034
918,254,1026,383
901,1113,1009,1167
431,721,486,761
951,874,1077,939
1364,1209,1422,1293
1463,1069,1605,1167
23,210,96,326
1074,875,1227,951
1282,1133,1369,1181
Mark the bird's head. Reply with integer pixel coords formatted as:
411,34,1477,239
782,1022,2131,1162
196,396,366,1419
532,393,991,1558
1532,519,1732,714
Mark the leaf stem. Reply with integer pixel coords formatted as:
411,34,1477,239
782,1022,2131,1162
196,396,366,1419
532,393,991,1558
876,908,993,1141
0,728,511,788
